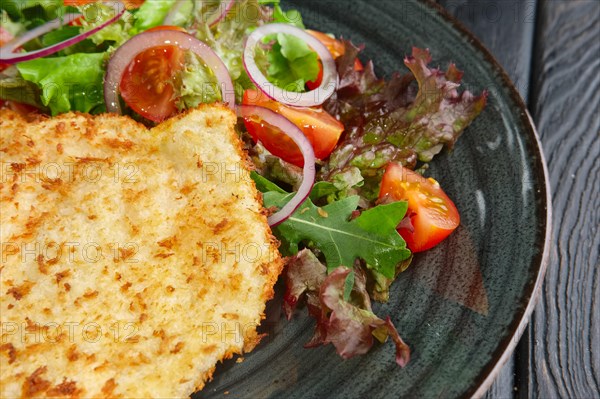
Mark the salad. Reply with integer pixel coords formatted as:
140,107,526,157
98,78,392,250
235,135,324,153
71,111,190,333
0,0,487,366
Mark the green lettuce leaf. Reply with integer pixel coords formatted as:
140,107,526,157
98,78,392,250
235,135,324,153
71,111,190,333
263,190,410,278
40,25,81,47
16,53,107,115
0,10,24,36
130,0,175,34
194,0,313,100
255,32,319,93
194,0,270,102
1,0,63,23
258,0,304,28
177,52,222,109
163,0,193,27
272,4,304,28
0,74,50,112
81,3,134,47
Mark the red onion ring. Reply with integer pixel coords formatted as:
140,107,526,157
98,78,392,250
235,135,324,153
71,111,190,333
0,3,125,64
243,23,338,107
237,105,316,227
104,30,235,114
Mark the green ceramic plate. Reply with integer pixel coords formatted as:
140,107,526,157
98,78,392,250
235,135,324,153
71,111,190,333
197,1,551,397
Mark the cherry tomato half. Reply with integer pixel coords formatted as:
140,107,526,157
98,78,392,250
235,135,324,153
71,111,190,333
306,30,346,59
242,89,344,167
379,163,460,253
119,26,187,122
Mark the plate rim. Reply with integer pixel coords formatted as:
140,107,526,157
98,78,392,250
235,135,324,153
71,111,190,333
417,1,553,397
203,1,553,396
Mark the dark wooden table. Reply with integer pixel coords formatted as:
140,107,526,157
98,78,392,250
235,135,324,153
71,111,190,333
434,1,599,397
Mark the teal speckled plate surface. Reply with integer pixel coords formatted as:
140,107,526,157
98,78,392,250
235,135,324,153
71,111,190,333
197,1,552,398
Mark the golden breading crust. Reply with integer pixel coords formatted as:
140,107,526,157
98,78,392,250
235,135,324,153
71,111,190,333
0,105,284,398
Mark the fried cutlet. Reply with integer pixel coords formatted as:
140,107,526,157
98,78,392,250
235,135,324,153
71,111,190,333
0,105,283,398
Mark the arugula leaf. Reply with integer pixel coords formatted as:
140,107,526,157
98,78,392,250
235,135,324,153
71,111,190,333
308,181,339,202
251,171,287,193
263,190,410,278
16,53,106,115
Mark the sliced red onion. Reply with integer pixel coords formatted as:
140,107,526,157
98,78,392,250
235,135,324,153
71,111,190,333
104,30,235,114
243,23,338,107
237,105,316,227
0,3,125,63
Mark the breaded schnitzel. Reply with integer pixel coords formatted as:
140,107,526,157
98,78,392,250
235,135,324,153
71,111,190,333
0,105,283,398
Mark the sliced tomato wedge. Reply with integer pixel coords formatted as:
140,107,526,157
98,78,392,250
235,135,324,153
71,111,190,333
305,61,324,91
119,26,187,122
67,15,85,26
354,58,364,72
0,27,39,118
122,0,145,8
242,89,344,167
0,27,15,72
305,30,363,90
306,30,346,59
63,0,96,4
379,163,460,253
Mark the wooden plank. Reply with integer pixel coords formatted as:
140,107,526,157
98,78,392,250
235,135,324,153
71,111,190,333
437,0,537,101
435,1,538,398
520,0,600,398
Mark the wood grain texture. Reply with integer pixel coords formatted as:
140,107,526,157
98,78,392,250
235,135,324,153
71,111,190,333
436,2,537,398
438,1,599,398
437,0,537,101
522,0,600,398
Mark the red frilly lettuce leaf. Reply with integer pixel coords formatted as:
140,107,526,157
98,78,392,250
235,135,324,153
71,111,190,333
322,44,488,194
284,250,410,367
283,249,327,318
